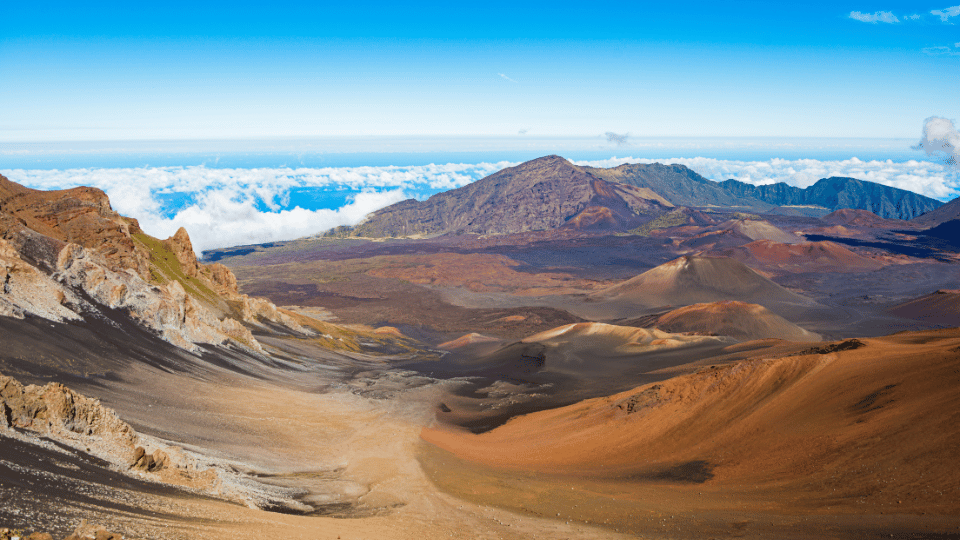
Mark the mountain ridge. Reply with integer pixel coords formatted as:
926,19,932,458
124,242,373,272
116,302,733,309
717,176,941,220
336,156,942,238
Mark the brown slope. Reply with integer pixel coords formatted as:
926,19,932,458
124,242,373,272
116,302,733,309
654,300,821,342
349,155,672,237
889,289,960,327
714,239,885,274
591,255,811,308
910,195,960,228
678,218,800,251
422,328,960,514
821,208,913,229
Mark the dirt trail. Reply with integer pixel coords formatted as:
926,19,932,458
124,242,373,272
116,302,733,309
86,361,634,540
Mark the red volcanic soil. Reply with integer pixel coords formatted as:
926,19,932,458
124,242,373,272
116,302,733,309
422,329,960,526
889,289,960,327
821,208,912,229
679,218,801,251
715,239,885,273
654,300,820,342
437,333,502,350
591,255,811,308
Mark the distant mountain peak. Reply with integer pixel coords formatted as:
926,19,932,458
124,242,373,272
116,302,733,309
346,155,673,238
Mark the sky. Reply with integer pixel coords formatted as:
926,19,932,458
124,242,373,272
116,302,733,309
2,0,958,141
1,1,959,253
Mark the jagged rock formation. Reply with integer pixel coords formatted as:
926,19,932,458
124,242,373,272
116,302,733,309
347,155,674,237
717,177,942,220
0,174,307,352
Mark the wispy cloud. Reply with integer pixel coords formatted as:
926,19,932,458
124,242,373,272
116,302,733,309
849,10,899,23
604,132,630,146
931,5,960,22
498,73,518,83
922,45,960,56
518,129,529,135
906,13,922,20
914,116,960,169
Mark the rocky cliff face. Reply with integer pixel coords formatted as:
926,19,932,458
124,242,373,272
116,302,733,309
0,176,151,280
717,177,942,220
348,155,673,237
0,174,308,353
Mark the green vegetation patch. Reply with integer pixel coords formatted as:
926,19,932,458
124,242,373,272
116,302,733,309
628,210,691,236
133,232,219,303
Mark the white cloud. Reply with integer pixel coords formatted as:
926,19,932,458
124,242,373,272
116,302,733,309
1,162,510,253
906,14,922,20
162,188,409,252
575,156,957,200
849,10,899,23
3,154,955,253
914,116,960,169
931,5,960,21
498,73,518,83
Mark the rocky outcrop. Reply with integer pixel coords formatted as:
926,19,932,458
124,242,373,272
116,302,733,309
53,243,263,352
0,174,309,353
0,373,136,452
162,227,203,278
0,176,151,280
0,371,205,485
0,238,79,322
0,372,302,513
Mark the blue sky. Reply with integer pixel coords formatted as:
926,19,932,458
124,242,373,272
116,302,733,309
2,0,958,141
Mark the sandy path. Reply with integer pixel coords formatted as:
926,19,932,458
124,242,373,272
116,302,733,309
99,363,635,540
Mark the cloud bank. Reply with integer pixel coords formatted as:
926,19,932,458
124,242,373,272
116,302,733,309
3,155,953,253
2,162,509,254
